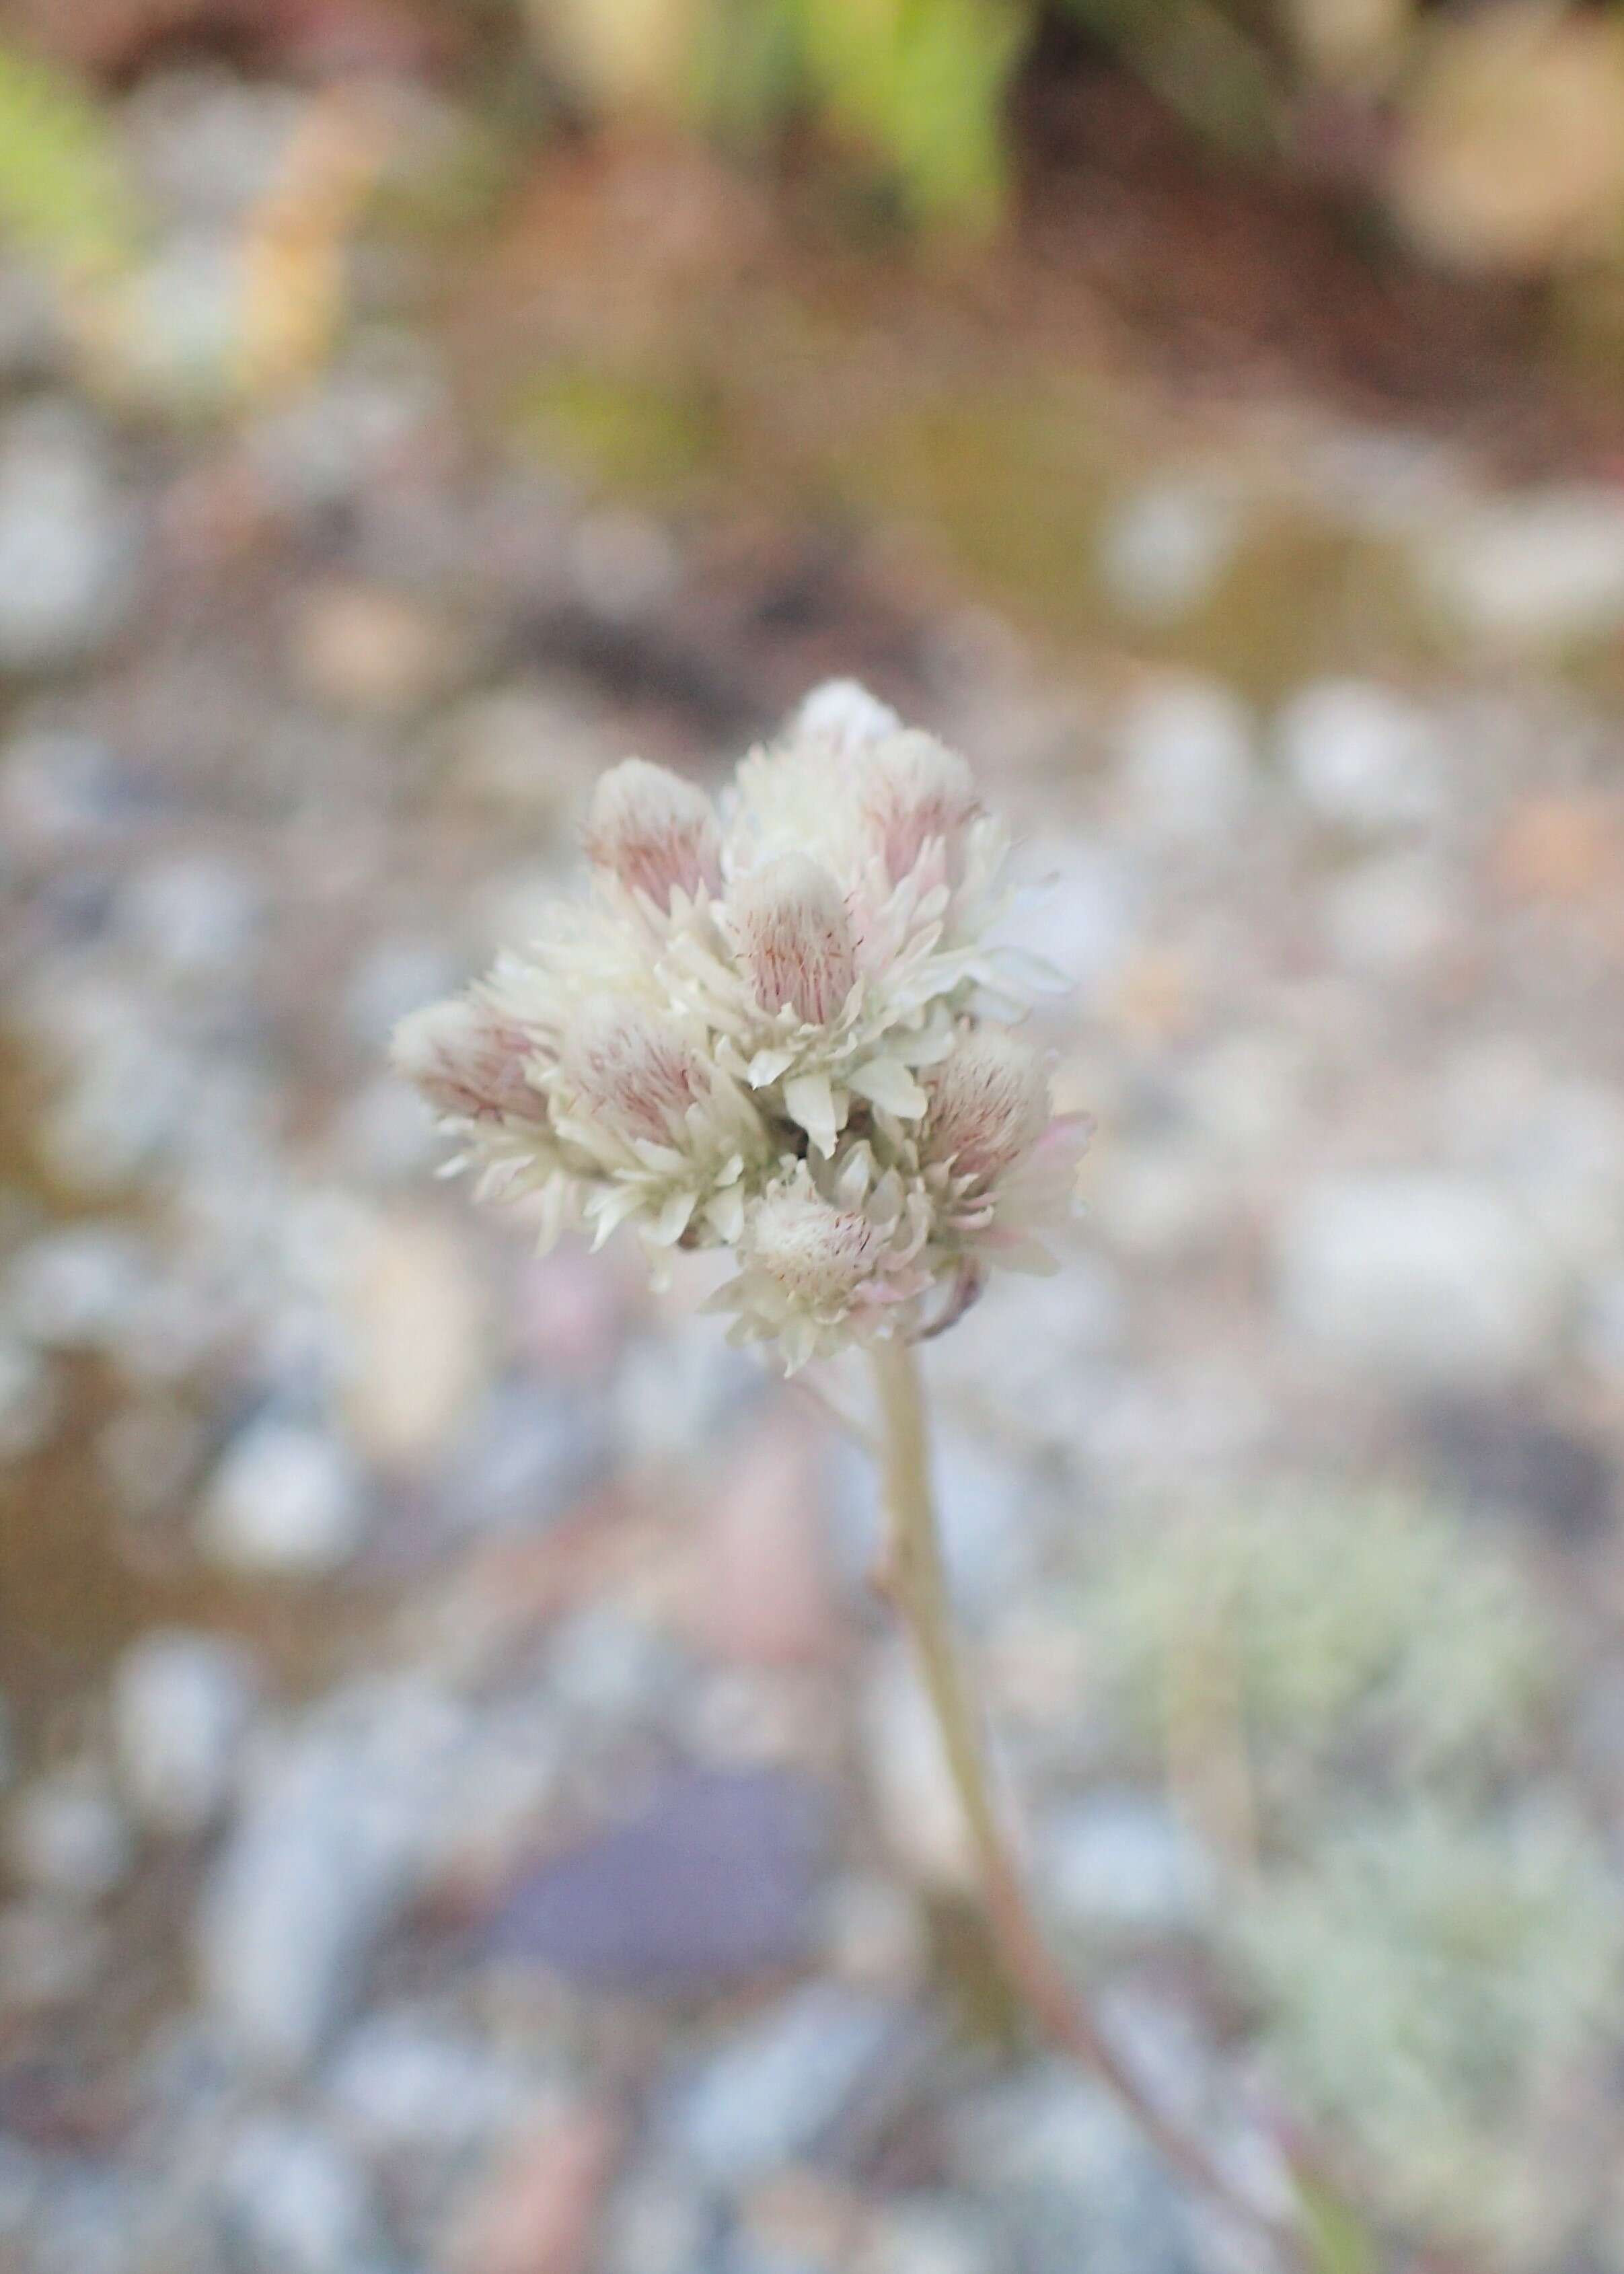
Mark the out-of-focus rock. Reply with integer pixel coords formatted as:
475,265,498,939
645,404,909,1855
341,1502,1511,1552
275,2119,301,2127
1113,674,1255,841
0,1900,106,2012
111,1629,260,1835
198,1679,469,2071
198,1417,367,1574
7,1764,131,1901
324,2004,540,2158
444,2099,621,2274
487,1766,829,1991
1041,1792,1214,1939
1422,485,1624,648
338,1208,486,1467
291,579,468,716
852,2198,997,2274
688,1420,840,1666
215,2115,387,2274
1319,851,1461,976
1097,480,1241,624
0,402,135,671
667,1984,909,2186
950,2065,1196,2274
8,1224,149,1351
0,1334,59,1461
1276,678,1441,832
1276,1173,1558,1383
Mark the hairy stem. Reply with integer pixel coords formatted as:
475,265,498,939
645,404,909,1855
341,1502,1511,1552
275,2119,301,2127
869,1333,1302,2263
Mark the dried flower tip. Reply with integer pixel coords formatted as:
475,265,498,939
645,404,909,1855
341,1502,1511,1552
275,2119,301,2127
729,853,858,1025
859,729,979,881
795,678,901,754
747,1185,881,1311
925,1026,1051,1182
391,995,546,1124
583,758,721,909
560,996,703,1146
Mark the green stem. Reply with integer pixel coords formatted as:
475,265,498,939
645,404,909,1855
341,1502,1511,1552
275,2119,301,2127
869,1333,1302,2263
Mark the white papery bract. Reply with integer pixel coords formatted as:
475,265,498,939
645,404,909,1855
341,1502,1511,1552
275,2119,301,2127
392,683,1088,1370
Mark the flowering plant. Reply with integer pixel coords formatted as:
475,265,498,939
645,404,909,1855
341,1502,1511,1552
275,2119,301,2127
393,680,1088,1372
394,681,1314,2263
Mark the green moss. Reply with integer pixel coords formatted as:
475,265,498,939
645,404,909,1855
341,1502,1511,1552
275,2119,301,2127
513,364,729,499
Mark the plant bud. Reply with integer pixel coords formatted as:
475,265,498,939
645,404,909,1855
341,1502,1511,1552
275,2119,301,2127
391,995,546,1123
729,854,858,1025
560,996,703,1146
748,1187,878,1309
859,729,978,882
795,678,901,754
584,758,721,908
925,1027,1051,1182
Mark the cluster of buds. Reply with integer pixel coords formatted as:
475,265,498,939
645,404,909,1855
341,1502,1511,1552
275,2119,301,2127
393,682,1088,1371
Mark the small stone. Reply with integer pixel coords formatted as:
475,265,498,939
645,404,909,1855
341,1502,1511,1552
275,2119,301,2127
451,1381,606,1536
1097,480,1241,624
688,1418,839,1666
1418,1398,1615,1543
950,2066,1195,2274
100,233,252,412
338,1208,486,1467
199,1418,367,1574
0,1899,106,2010
1088,1136,1230,1260
8,1224,148,1350
215,2115,385,2274
116,854,260,978
488,1767,828,1991
123,69,305,216
547,1603,677,1720
96,1399,207,1524
0,402,134,670
7,1764,131,1901
1276,1173,1558,1384
0,2135,41,2244
324,2005,539,2156
0,1334,58,1461
291,579,466,715
668,1984,906,2186
1320,852,1461,974
819,1874,927,1992
1491,794,1621,902
111,1629,260,1834
599,2165,714,2274
445,2100,621,2274
571,508,677,621
1422,486,1624,647
1113,675,1255,841
1276,679,1442,831
198,1681,468,2071
852,2198,996,2274
1042,1792,1214,1938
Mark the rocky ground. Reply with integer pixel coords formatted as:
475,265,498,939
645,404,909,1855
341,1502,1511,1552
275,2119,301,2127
3,58,1624,2274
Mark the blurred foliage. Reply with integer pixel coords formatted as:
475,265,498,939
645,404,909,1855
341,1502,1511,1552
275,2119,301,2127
1069,1488,1624,2265
0,39,144,284
517,0,1624,266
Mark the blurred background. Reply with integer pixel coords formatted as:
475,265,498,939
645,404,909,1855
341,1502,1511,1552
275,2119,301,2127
2,3,1624,2270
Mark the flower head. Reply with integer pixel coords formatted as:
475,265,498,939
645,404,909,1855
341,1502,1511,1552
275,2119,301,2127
393,682,1086,1368
583,757,721,911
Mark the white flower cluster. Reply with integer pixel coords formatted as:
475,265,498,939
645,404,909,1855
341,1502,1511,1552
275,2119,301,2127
393,682,1088,1371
